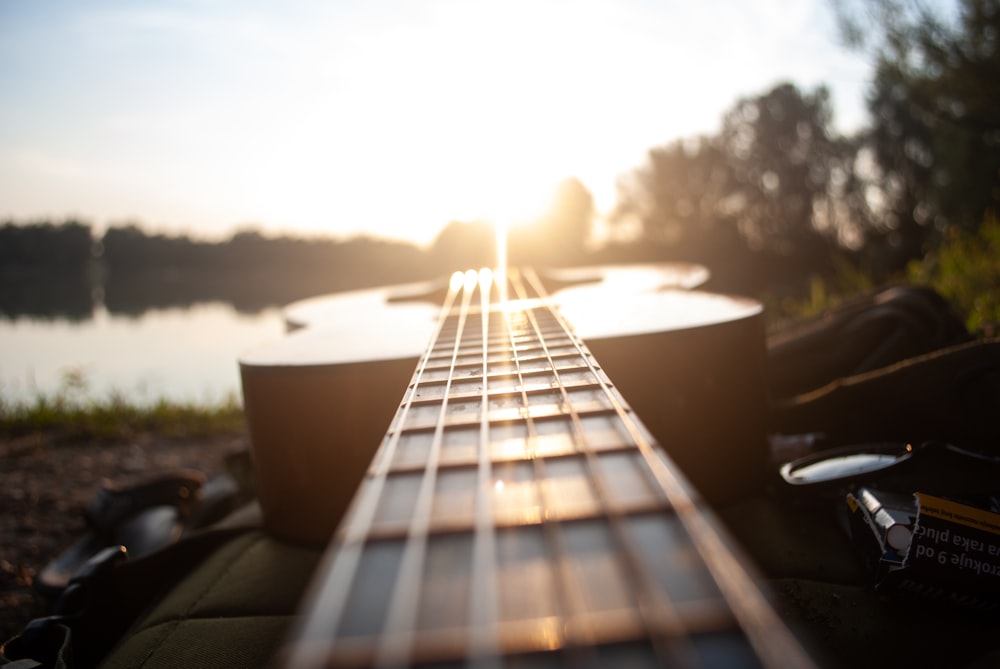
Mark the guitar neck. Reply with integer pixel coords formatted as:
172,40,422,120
285,267,814,668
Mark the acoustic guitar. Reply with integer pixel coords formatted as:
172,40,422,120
239,264,815,668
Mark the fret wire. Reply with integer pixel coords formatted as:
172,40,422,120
514,268,714,665
630,435,816,668
498,269,593,662
375,274,481,666
391,407,631,444
355,498,685,541
408,382,604,410
519,268,810,669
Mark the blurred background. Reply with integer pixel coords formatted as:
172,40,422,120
1,0,997,404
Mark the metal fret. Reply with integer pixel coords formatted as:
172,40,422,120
286,268,814,669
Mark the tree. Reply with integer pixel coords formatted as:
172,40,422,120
718,83,852,257
838,0,1000,267
0,220,93,271
611,83,856,272
613,137,740,257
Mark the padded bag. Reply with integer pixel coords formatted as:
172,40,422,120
771,338,1000,455
766,285,970,400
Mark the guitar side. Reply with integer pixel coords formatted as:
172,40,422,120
240,282,438,544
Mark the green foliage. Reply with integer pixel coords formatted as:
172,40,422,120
0,369,246,441
906,214,1000,332
775,215,999,331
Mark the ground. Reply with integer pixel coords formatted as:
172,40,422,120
0,432,245,641
3,432,998,668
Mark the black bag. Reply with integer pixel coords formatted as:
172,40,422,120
766,285,1000,453
766,284,971,400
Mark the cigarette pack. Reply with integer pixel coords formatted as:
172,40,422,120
846,488,1000,611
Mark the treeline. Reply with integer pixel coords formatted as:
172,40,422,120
0,222,432,319
0,220,93,272
0,220,427,278
99,226,426,277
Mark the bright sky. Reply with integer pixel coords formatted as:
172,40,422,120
0,0,871,246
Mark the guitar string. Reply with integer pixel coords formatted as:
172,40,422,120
468,269,501,666
494,268,588,664
284,275,464,667
363,271,754,665
522,269,628,666
520,268,816,669
374,271,481,667
432,269,554,661
512,268,701,667
393,271,638,663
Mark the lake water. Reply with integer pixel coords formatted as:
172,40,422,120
1,303,287,406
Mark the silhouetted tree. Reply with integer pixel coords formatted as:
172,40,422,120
101,224,203,272
0,220,96,320
99,224,429,314
612,83,857,284
429,220,497,272
0,220,93,271
613,137,743,259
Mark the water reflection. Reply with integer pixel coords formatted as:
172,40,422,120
0,261,421,403
0,269,371,322
0,302,284,405
101,268,358,316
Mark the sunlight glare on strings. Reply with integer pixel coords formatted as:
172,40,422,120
478,267,493,293
463,269,479,293
494,221,509,305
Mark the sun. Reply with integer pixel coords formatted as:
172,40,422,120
168,1,650,247
258,2,635,245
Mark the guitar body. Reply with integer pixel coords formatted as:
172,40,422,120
240,263,766,544
239,264,816,668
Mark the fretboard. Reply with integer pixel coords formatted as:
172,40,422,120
286,268,813,668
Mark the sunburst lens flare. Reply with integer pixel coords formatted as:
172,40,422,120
493,219,510,305
478,267,493,291
463,269,479,293
495,218,509,277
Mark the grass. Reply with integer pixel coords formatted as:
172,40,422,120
1,365,247,441
775,216,1000,334
906,215,1000,334
0,384,246,442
